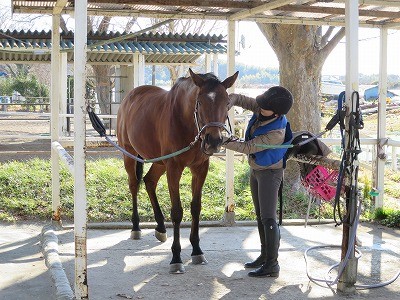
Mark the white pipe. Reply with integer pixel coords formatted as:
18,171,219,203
73,0,88,298
51,141,74,175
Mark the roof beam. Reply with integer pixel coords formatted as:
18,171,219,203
251,15,383,28
53,0,68,14
228,0,295,21
87,0,254,9
350,0,400,7
278,4,400,19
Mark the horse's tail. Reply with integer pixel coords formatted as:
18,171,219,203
136,157,144,183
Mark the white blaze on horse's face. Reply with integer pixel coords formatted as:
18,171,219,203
207,92,216,102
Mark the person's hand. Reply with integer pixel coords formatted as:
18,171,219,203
222,135,239,145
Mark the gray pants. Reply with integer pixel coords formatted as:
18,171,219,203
250,168,284,224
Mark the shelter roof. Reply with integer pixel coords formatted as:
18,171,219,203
11,0,400,29
0,30,227,64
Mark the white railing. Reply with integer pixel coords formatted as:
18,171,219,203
1,111,400,171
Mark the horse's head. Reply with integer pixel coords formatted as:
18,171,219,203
189,68,239,155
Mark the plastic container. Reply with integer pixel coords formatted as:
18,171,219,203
303,165,339,202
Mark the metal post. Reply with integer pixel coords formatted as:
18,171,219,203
223,20,236,225
51,14,61,223
375,27,388,208
338,0,359,293
74,0,88,298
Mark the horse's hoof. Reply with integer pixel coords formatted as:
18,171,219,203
191,254,208,265
130,230,141,240
155,230,167,242
169,263,185,274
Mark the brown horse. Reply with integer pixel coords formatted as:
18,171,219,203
117,69,239,273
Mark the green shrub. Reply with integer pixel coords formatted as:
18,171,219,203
374,207,400,228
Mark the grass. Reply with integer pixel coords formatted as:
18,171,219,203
0,157,331,224
0,157,255,223
0,156,398,228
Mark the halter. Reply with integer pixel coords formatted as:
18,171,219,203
193,98,233,140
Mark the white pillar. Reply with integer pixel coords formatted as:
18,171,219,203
133,53,145,87
179,64,185,77
223,20,236,225
213,53,219,76
74,0,88,298
205,54,212,72
392,146,397,171
338,0,359,293
51,14,61,222
60,52,68,136
376,28,388,209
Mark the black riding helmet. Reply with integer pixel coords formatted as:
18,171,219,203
256,86,293,115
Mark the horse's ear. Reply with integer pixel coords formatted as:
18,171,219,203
222,71,239,89
189,68,205,87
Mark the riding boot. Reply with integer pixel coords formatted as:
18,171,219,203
244,219,266,268
248,219,280,278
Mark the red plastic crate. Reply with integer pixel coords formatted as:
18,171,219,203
303,165,339,202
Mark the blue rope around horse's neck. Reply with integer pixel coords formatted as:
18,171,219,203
105,136,196,163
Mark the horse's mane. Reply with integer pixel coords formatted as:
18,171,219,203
173,72,222,90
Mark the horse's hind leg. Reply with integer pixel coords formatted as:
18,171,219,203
143,163,167,242
189,161,209,265
123,155,142,240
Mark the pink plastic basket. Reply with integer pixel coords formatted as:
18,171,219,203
303,165,339,202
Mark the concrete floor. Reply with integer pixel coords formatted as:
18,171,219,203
1,221,399,300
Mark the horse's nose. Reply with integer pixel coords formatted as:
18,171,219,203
205,133,223,148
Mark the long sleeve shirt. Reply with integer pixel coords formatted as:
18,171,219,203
224,93,287,170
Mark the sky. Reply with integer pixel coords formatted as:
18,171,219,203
236,21,400,76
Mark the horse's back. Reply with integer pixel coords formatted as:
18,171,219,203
117,85,170,158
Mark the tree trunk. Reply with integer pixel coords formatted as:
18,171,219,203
257,24,324,133
92,65,112,115
256,23,344,191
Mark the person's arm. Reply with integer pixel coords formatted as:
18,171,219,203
223,129,285,154
229,93,259,113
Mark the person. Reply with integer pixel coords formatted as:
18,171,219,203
223,86,293,278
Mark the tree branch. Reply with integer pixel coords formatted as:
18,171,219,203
320,27,345,59
321,26,334,47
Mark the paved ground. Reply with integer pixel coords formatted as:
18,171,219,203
1,221,399,300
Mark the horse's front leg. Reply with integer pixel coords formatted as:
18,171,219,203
166,165,185,274
189,161,209,265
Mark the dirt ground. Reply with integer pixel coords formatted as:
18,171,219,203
0,112,119,162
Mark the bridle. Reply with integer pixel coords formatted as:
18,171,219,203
193,97,233,140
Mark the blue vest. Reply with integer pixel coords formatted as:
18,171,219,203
245,114,293,167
